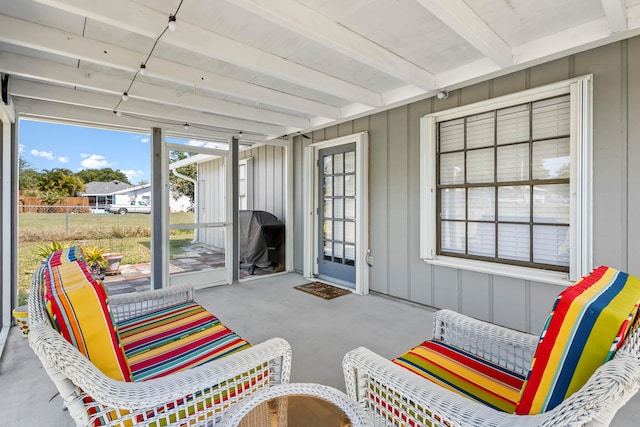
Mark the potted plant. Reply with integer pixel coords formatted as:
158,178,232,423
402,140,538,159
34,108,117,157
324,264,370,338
34,240,70,262
82,245,109,280
103,252,124,275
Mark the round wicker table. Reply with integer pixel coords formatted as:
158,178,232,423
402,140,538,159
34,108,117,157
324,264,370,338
218,383,371,427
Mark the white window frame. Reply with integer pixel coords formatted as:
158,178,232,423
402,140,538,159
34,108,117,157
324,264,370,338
420,76,593,286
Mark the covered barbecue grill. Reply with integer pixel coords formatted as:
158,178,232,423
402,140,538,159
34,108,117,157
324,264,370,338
239,210,285,274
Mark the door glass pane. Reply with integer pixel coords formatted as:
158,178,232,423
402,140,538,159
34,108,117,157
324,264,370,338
345,175,355,196
323,177,333,196
345,152,355,173
334,153,344,174
334,220,344,242
323,198,332,218
441,221,465,253
323,242,332,259
323,155,333,174
345,222,355,244
441,188,465,220
334,176,344,196
468,222,495,257
345,245,355,265
334,243,344,261
345,199,355,220
323,220,332,240
334,198,344,219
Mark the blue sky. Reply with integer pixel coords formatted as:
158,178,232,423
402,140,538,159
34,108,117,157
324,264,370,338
19,119,152,184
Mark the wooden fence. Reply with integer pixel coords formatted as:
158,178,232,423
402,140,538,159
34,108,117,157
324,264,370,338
19,196,90,213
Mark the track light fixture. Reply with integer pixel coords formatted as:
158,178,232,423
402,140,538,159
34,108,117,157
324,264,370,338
122,92,129,101
139,63,148,76
168,15,177,31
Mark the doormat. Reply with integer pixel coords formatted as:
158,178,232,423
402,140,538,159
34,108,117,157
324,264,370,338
294,282,351,300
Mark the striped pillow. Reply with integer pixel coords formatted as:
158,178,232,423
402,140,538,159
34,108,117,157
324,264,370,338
393,340,525,413
44,256,132,382
118,301,251,381
47,246,85,267
516,266,640,414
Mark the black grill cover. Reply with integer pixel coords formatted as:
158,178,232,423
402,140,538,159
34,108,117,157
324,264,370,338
239,210,285,268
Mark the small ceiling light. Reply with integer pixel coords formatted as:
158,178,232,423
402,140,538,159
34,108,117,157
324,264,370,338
168,15,177,31
437,90,449,100
238,131,243,138
121,92,129,101
114,110,122,117
183,123,189,130
139,63,148,76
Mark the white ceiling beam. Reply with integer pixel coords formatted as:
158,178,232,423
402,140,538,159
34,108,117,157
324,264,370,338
0,15,341,119
227,0,436,91
30,0,383,106
0,52,311,129
9,79,290,137
15,98,261,143
600,0,628,33
414,0,513,68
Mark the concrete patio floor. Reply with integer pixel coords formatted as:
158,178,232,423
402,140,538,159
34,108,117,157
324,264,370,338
1,272,639,426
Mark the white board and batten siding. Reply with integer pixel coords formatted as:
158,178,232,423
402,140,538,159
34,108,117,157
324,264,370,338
293,37,640,334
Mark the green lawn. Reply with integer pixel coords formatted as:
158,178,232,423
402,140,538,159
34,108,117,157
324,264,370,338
18,211,195,304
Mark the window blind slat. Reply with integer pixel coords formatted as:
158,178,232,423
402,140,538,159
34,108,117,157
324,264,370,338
532,138,570,179
440,152,465,184
533,225,570,266
441,221,465,253
497,104,529,145
498,223,530,261
466,148,494,183
466,112,494,149
532,96,570,139
468,187,494,221
497,144,529,182
439,119,464,152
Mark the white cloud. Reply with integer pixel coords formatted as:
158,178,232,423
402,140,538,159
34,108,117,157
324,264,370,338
58,156,69,163
31,149,55,160
80,153,90,159
141,137,149,143
121,169,144,181
134,135,150,143
80,154,113,169
19,144,24,153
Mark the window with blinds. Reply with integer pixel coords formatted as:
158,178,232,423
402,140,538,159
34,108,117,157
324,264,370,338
436,95,571,271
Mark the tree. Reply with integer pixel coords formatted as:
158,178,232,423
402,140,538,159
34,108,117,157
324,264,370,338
169,151,196,208
38,168,86,197
18,156,42,191
76,168,131,184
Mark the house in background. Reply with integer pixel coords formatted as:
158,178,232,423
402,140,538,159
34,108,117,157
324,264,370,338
81,180,190,213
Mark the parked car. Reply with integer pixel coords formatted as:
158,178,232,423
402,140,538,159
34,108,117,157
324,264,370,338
106,200,151,215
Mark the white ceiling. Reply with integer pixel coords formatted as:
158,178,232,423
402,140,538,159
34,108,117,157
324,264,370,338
1,0,639,144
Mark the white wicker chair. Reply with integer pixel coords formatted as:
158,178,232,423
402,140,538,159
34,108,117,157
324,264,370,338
28,264,293,426
343,309,640,427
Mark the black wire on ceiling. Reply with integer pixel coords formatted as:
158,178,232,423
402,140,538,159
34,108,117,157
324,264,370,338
112,0,183,116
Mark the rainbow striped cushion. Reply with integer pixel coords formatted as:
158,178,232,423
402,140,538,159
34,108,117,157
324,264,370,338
47,246,85,266
118,302,251,382
44,257,132,382
516,266,640,414
393,340,525,413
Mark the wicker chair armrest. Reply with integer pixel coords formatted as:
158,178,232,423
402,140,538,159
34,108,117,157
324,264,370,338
433,309,539,375
29,323,292,426
343,346,640,427
109,284,194,322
